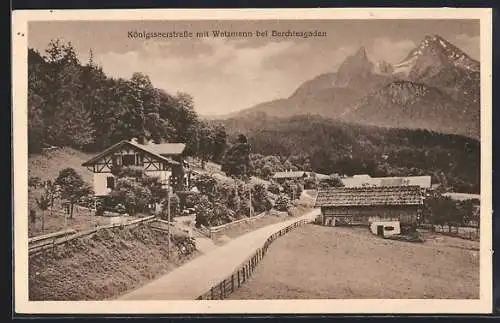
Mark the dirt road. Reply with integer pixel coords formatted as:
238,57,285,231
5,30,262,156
118,209,319,300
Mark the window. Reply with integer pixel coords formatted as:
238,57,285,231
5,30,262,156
122,154,135,166
112,155,121,166
106,176,115,190
384,226,395,231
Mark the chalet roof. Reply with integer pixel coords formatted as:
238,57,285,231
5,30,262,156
135,142,186,156
314,185,424,208
273,171,307,179
81,140,183,167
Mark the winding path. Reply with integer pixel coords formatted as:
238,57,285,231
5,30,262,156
118,209,319,300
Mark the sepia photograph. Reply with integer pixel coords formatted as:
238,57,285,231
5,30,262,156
12,8,492,314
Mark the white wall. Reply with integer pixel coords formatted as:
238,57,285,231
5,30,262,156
93,170,175,197
369,220,401,237
94,173,113,196
145,170,171,183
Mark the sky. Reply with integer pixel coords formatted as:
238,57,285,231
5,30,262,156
28,20,480,116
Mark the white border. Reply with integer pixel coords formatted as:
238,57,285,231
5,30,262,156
12,8,493,314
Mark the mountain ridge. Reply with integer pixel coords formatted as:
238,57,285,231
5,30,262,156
220,33,480,139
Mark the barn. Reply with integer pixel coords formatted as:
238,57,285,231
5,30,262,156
314,186,424,234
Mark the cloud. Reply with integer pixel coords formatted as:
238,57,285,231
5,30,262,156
93,38,326,115
452,34,480,60
368,37,417,64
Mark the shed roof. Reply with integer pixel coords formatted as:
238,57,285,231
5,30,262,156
341,175,432,189
273,171,308,179
375,176,432,189
314,185,424,208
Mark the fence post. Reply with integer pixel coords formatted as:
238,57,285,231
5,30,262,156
231,274,235,293
211,287,214,300
220,281,224,299
238,269,241,287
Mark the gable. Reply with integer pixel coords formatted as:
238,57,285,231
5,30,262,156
82,141,181,168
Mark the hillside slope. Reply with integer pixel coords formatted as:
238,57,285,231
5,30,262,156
342,81,478,139
29,224,197,300
29,147,94,184
220,114,480,193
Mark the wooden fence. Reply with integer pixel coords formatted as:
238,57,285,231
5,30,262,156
196,217,311,300
28,215,156,256
208,212,269,238
433,225,480,241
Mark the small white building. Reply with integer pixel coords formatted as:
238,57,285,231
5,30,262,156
369,220,401,237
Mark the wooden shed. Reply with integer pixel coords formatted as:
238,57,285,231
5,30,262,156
314,186,424,229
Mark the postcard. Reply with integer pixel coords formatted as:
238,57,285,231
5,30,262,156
12,8,493,314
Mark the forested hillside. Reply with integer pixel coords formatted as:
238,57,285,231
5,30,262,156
28,40,227,161
220,114,480,194
28,40,480,195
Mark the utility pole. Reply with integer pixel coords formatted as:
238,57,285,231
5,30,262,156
244,165,252,217
167,183,172,259
249,183,252,217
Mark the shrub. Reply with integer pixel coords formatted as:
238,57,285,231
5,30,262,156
163,194,180,218
171,234,196,256
274,194,291,212
303,177,317,190
115,203,126,215
194,195,214,228
267,182,281,195
185,192,201,209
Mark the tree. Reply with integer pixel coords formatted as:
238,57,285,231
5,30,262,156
251,183,270,213
110,177,152,216
42,180,59,218
28,176,42,192
221,134,252,179
194,195,214,228
274,194,291,212
35,189,51,232
54,168,93,218
318,175,345,189
304,176,317,190
212,124,228,163
457,199,478,226
267,182,281,195
425,195,459,232
260,165,273,180
198,123,216,169
192,173,218,200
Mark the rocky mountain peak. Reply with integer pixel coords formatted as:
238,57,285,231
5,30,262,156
353,46,368,59
335,46,375,87
393,33,480,78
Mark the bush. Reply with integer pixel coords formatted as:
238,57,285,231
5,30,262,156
274,194,291,212
185,192,201,209
171,234,196,256
115,204,126,214
267,182,281,195
194,196,214,228
303,177,317,190
169,194,181,218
